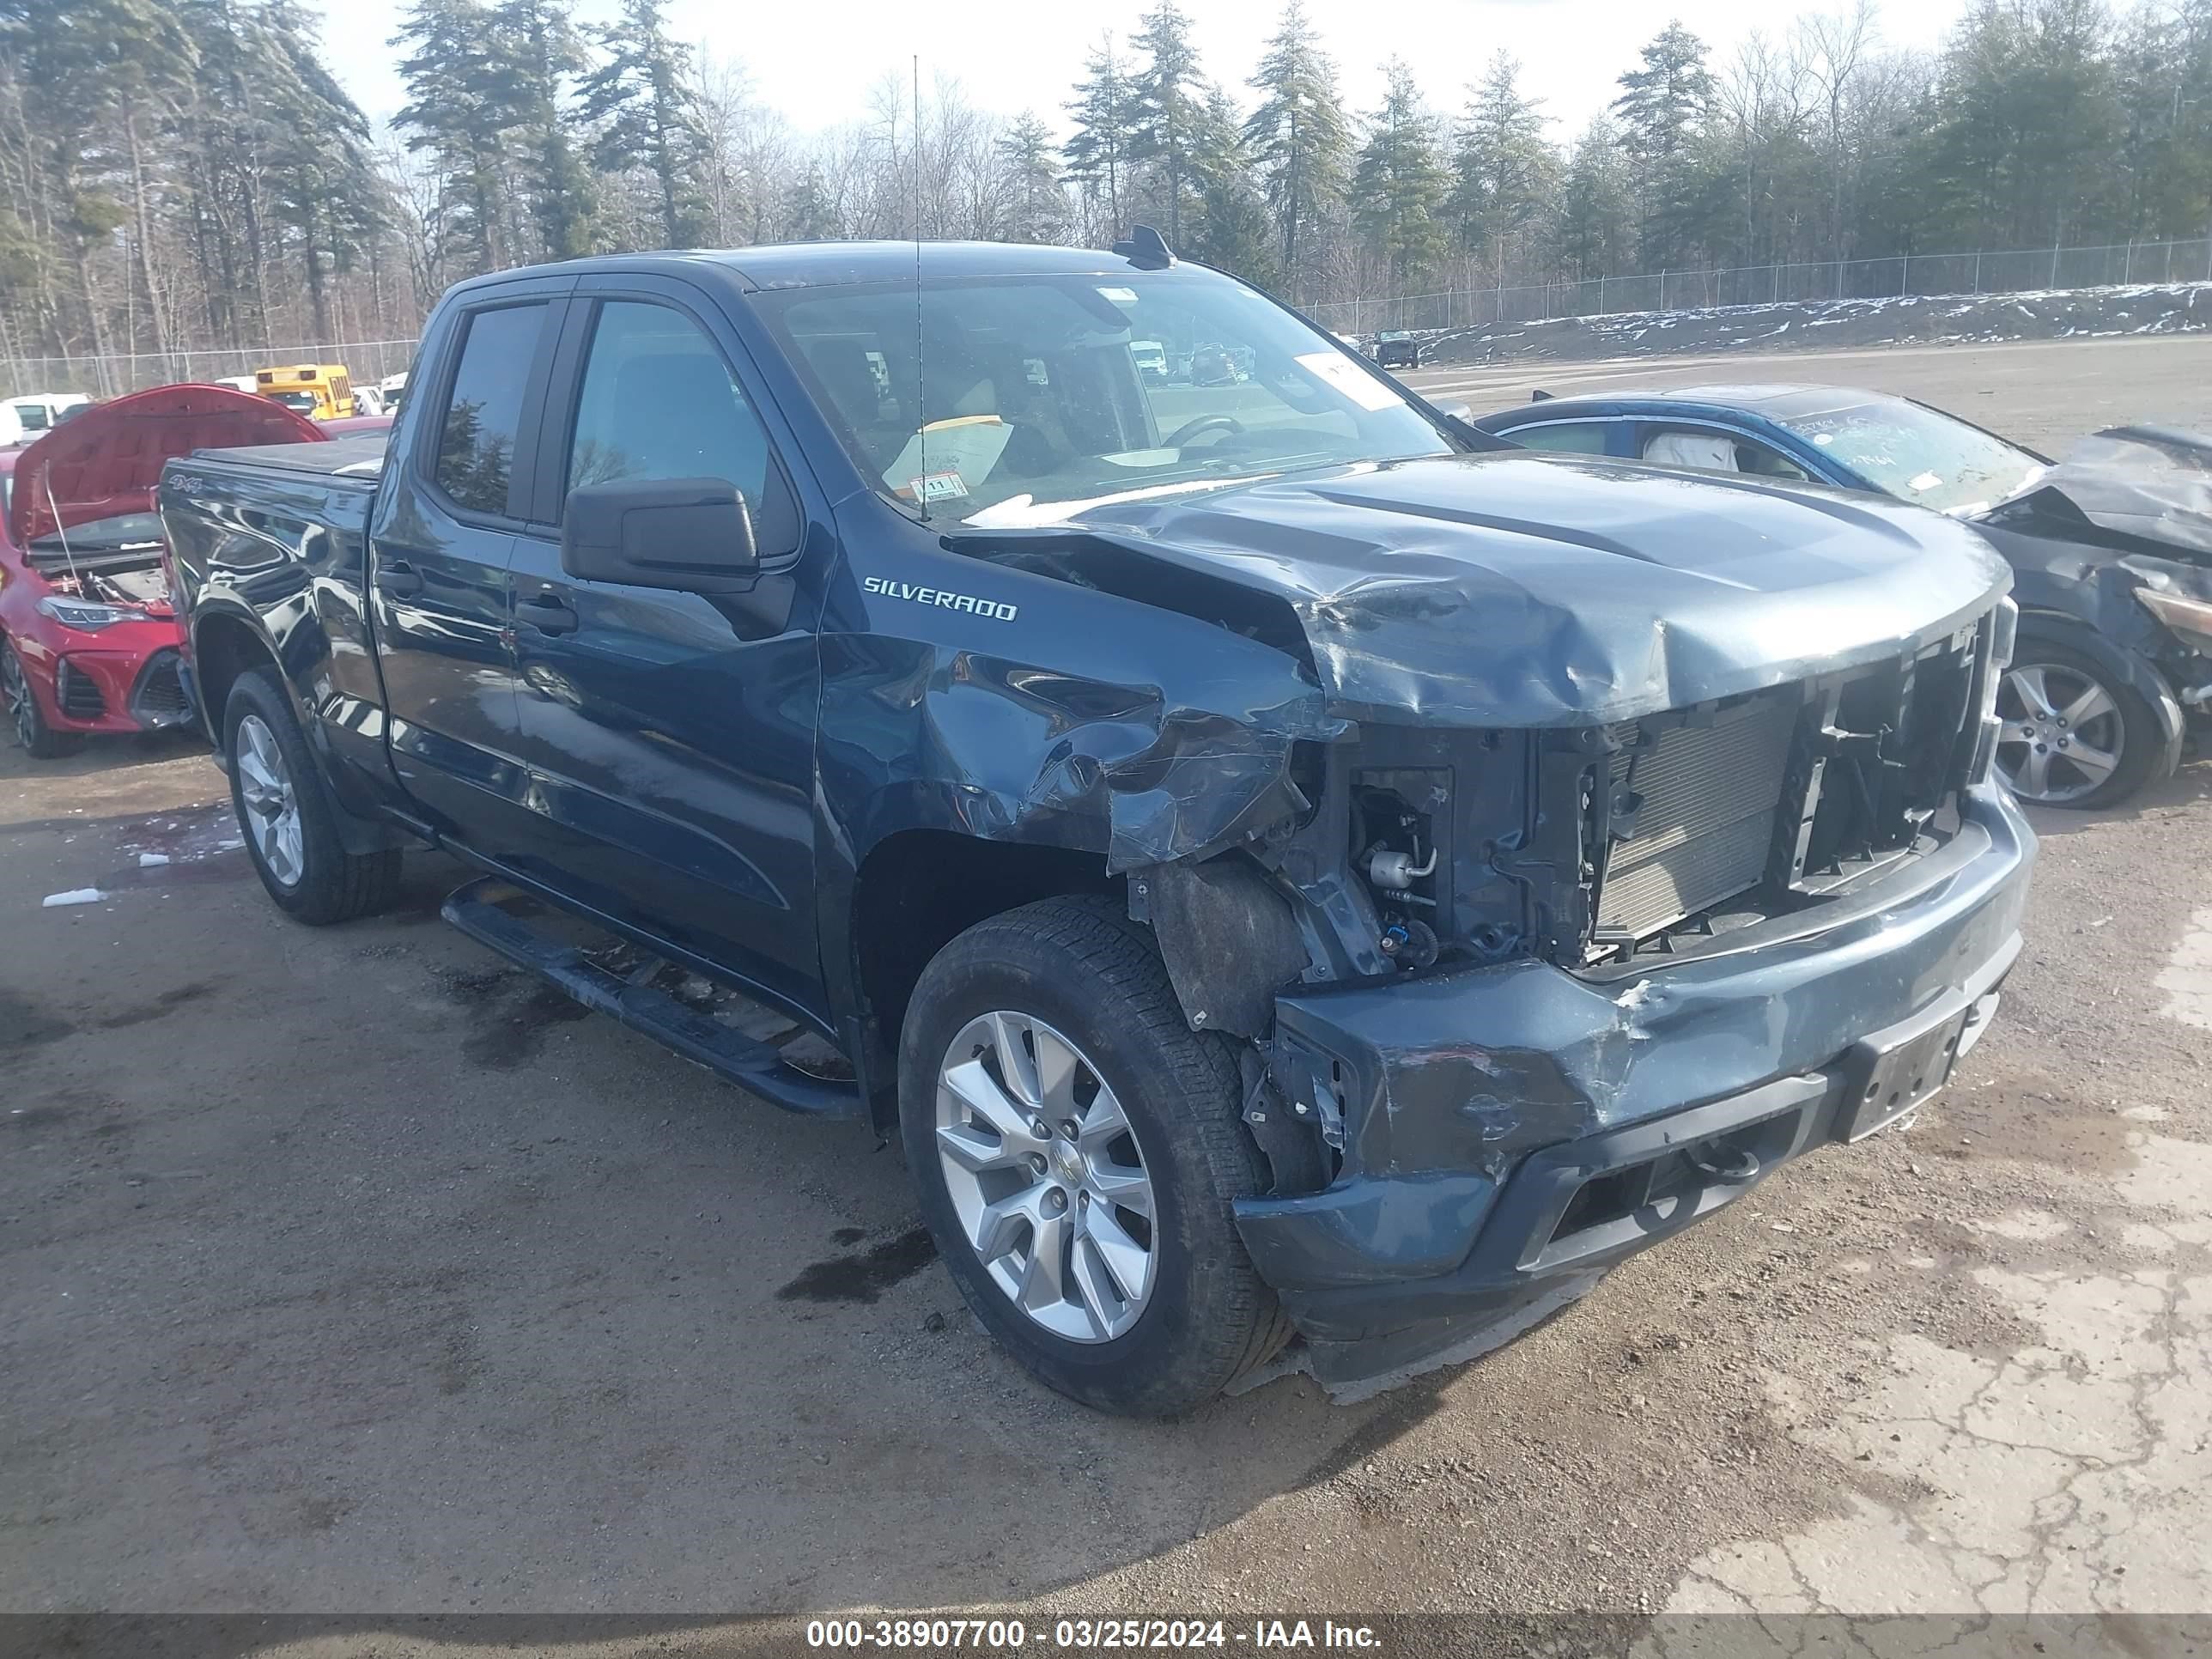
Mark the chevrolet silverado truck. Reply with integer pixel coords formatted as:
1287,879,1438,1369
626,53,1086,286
161,234,2034,1415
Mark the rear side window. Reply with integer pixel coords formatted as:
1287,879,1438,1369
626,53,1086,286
435,302,550,516
1510,420,1612,455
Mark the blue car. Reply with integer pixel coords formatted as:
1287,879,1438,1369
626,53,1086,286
1479,386,2212,809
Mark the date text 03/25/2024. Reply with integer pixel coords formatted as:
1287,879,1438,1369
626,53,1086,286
805,1618,1382,1650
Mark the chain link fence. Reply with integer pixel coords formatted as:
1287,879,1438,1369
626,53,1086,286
2,338,419,404
1309,236,2212,337
9,236,2212,398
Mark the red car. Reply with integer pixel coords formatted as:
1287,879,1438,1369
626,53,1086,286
2,385,324,757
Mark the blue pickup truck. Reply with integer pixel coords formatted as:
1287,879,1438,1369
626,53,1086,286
160,235,2033,1413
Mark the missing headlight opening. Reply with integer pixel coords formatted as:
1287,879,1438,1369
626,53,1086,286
1319,612,1997,977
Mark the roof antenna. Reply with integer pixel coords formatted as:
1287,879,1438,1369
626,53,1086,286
912,53,928,524
1112,223,1176,270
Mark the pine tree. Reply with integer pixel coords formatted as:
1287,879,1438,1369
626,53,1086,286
258,0,386,339
1612,22,1718,267
997,113,1068,243
782,167,837,240
0,0,191,359
393,0,510,272
1449,52,1557,288
1556,118,1637,282
1186,86,1280,288
1352,58,1449,289
487,0,596,259
1064,33,1133,233
1127,0,1208,246
577,0,709,248
1244,0,1351,296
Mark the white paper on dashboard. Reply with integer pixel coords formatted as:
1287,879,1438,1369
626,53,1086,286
881,416,1014,500
1294,352,1405,412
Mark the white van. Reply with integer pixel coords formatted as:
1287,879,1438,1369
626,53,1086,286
1128,340,1169,384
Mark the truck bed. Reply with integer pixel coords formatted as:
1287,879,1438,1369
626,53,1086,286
190,435,388,483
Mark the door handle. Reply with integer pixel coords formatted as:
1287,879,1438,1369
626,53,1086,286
374,559,423,598
519,591,580,636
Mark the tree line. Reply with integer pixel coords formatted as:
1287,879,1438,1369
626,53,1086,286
3,0,2210,380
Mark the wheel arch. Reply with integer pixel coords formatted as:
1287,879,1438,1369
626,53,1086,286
844,826,1117,1131
189,605,283,751
2011,610,2185,750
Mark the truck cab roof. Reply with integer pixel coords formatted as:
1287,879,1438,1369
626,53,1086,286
447,240,1165,298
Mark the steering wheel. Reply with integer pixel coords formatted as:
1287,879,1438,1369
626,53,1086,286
1164,414,1245,447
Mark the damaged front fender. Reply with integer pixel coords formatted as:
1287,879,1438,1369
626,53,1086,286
820,507,1347,880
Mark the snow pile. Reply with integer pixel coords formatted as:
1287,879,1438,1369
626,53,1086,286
1421,282,2212,367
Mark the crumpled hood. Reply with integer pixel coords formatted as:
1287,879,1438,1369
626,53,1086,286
8,383,325,548
1045,452,2009,726
1982,425,2212,564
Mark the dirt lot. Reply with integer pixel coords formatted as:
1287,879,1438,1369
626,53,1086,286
4,336,2211,1654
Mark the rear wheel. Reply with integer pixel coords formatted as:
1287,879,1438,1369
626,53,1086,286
1993,641,2166,809
223,667,402,922
899,896,1292,1416
2,639,84,759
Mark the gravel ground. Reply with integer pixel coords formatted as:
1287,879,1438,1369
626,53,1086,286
3,335,2210,1656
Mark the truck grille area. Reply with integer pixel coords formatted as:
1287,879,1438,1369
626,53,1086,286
1326,606,1996,981
1596,691,1800,944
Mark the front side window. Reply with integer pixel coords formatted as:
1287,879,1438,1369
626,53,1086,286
754,270,1456,526
1779,397,2042,514
566,301,771,507
1510,421,1613,456
434,301,550,516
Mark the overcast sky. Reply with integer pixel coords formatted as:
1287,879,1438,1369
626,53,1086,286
319,0,1969,147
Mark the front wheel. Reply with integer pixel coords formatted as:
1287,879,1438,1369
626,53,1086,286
2,639,84,759
899,896,1292,1416
1993,641,2170,809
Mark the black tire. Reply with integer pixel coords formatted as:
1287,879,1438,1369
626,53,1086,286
899,895,1293,1416
1995,636,2172,810
2,638,85,759
223,667,402,923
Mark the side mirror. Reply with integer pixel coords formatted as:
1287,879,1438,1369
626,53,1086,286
1435,400,1475,424
561,477,759,593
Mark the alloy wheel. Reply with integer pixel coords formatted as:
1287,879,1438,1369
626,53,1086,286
1994,662,2125,805
2,646,32,750
934,1011,1158,1343
234,713,306,887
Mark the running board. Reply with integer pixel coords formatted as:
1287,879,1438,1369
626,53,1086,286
440,877,862,1118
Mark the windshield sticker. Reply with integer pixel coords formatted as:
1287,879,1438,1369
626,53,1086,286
902,469,969,503
1811,432,1835,446
1294,351,1405,413
1096,286,1139,306
1907,470,1943,493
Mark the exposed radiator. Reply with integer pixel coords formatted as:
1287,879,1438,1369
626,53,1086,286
1596,690,1801,943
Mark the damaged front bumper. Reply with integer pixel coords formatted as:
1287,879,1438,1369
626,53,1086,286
1233,782,2034,1397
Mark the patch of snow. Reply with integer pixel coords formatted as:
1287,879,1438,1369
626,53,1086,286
43,889,106,908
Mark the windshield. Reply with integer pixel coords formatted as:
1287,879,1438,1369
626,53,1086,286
752,270,1455,525
1779,397,2043,515
270,392,319,414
